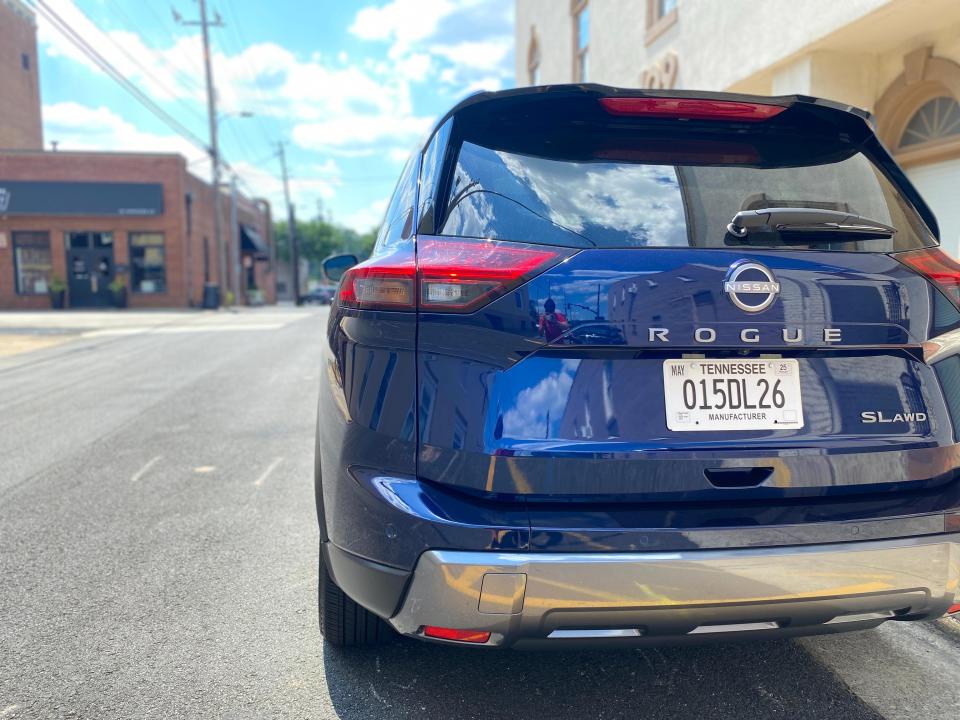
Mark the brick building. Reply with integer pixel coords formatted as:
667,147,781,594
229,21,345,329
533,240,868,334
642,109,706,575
0,0,42,151
0,151,275,309
0,0,276,309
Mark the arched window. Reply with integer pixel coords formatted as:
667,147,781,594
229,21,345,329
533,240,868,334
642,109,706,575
876,49,960,166
876,50,960,255
899,96,960,148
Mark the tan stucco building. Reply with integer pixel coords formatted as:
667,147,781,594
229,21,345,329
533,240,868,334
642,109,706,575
516,0,960,255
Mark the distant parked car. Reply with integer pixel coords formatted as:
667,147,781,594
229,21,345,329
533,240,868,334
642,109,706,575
314,84,960,649
303,285,335,305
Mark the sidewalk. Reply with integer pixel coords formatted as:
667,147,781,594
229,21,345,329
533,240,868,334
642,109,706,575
0,305,317,360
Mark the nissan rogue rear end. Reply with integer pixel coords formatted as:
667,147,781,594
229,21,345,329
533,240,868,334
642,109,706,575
315,85,960,648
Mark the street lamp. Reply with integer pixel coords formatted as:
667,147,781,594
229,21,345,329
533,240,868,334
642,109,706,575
219,110,255,123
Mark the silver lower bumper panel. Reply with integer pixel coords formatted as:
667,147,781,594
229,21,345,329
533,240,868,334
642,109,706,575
390,535,960,646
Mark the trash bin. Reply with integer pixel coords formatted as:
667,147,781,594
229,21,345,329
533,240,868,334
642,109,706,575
202,283,220,309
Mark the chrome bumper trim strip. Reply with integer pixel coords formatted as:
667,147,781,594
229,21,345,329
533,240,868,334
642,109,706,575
390,534,960,646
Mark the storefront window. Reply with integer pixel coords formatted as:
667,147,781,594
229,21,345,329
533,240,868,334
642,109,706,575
129,232,166,294
67,231,113,249
13,232,52,295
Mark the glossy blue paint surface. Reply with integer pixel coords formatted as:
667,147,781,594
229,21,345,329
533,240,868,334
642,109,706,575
317,244,960,567
316,87,960,571
416,247,960,498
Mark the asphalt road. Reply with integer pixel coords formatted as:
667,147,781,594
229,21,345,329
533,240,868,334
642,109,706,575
1,306,959,720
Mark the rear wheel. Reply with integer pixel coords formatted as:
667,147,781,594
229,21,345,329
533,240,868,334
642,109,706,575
318,545,389,647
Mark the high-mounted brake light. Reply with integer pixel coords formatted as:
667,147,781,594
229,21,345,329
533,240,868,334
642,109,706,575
895,247,960,310
338,237,571,313
423,626,491,643
600,97,786,122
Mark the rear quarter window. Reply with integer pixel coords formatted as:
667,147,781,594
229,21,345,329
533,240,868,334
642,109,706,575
372,153,420,257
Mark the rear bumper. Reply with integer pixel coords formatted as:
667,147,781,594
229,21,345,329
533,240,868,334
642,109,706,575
388,534,960,647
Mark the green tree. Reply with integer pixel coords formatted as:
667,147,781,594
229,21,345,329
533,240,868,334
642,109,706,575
274,215,378,280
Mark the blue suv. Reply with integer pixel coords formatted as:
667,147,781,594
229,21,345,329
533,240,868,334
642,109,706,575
316,85,960,648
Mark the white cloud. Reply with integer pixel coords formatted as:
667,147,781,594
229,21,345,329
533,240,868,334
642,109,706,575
461,76,504,94
349,0,514,90
34,0,516,231
502,362,579,439
349,0,454,56
230,158,341,219
341,197,390,233
43,102,206,161
431,39,512,69
293,115,433,153
37,1,206,105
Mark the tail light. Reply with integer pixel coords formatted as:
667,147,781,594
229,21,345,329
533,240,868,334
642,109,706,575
600,97,786,122
419,237,572,312
895,247,960,310
423,626,491,643
338,237,572,313
338,247,416,310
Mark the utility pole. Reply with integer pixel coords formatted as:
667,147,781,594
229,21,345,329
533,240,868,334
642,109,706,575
229,174,241,303
277,142,300,305
174,2,227,304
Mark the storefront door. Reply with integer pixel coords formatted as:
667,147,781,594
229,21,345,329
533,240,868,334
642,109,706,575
66,232,115,307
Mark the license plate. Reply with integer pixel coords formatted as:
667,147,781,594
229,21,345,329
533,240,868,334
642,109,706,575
663,359,804,431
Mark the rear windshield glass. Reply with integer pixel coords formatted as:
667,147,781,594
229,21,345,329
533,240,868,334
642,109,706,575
439,139,933,251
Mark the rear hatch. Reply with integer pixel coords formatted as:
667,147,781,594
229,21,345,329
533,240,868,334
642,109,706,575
410,89,960,511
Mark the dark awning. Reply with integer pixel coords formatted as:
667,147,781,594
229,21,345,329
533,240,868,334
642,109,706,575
240,224,269,259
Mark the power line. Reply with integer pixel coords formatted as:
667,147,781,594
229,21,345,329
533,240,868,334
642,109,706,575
103,0,206,97
219,0,277,148
140,1,206,78
95,0,207,125
27,0,208,153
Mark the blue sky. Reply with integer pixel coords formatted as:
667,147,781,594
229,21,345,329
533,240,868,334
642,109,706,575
35,0,516,231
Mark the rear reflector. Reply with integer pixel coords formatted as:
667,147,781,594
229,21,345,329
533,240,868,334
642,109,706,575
895,247,960,310
947,604,960,615
338,237,571,313
600,97,786,122
423,626,491,643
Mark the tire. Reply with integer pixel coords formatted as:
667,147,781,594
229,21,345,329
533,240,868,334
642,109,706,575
319,545,390,647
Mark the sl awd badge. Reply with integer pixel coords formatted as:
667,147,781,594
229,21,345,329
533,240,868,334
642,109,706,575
724,260,780,313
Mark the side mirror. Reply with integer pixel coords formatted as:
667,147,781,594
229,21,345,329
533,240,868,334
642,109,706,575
322,254,359,282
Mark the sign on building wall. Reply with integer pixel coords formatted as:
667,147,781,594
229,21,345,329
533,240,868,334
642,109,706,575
641,52,678,90
0,181,164,216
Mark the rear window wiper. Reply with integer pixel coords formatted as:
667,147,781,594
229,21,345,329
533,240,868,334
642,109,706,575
727,207,897,240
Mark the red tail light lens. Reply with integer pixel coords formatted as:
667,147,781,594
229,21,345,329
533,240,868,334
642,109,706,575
338,247,416,310
947,604,960,615
338,238,570,313
419,237,571,312
423,626,491,643
600,97,786,122
895,247,960,310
